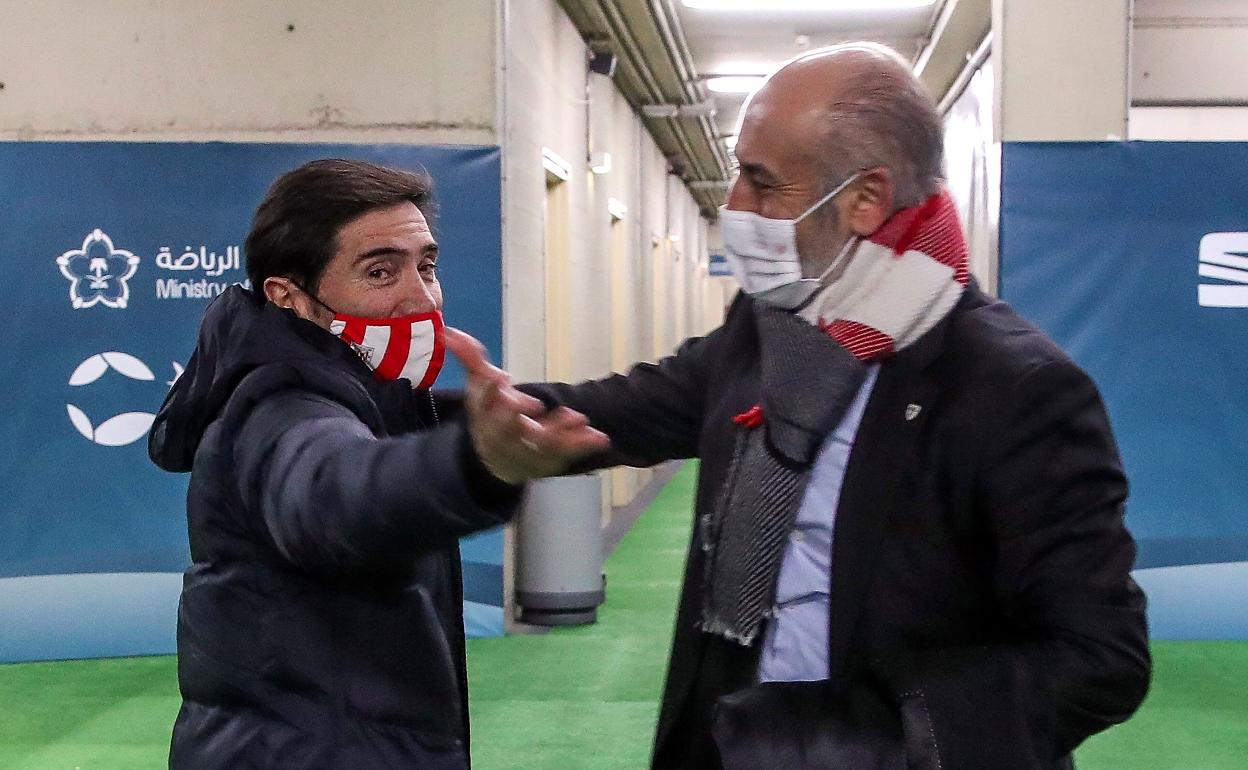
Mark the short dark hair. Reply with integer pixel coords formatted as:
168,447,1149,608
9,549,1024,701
244,158,436,295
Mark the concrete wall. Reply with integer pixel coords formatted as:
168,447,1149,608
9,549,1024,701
0,0,497,144
988,0,1248,141
498,0,593,382
1133,0,1248,107
1129,0,1248,139
499,0,716,388
1130,107,1248,141
943,60,999,292
992,0,1130,142
499,0,719,376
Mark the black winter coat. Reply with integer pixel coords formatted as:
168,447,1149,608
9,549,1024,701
527,284,1151,769
149,286,519,769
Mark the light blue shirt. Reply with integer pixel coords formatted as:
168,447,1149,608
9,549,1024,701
757,365,880,683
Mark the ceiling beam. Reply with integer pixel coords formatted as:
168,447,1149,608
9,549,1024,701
914,0,992,103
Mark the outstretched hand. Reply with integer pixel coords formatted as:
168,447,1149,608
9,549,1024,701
445,328,610,485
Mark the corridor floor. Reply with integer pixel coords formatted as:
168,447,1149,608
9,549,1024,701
0,464,1244,768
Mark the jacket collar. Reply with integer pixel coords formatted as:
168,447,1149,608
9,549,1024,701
265,303,429,428
884,277,982,375
751,279,980,467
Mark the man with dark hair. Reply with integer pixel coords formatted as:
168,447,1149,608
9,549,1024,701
149,158,605,768
242,158,439,297
513,44,1150,768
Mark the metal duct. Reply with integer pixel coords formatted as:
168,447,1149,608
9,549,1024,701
557,0,731,217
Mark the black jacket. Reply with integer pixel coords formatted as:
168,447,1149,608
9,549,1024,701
528,285,1150,769
149,286,519,769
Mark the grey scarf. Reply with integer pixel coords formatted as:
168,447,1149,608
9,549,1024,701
699,303,868,645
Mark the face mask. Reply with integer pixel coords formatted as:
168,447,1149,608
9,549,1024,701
294,284,446,388
719,172,861,310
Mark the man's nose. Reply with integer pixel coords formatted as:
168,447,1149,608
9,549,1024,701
724,177,757,213
399,267,438,315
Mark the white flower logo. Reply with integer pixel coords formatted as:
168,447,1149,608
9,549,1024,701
56,229,140,309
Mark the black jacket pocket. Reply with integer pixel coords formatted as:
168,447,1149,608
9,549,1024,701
711,680,906,770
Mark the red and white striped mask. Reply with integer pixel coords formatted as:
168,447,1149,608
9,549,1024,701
328,310,446,388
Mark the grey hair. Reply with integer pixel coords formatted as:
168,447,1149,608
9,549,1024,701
806,43,944,208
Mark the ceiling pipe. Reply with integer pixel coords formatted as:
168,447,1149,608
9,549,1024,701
557,0,732,216
593,1,713,182
937,32,992,114
650,0,733,177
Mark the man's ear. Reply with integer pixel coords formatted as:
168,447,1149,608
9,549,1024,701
844,167,895,236
264,276,332,328
263,276,297,309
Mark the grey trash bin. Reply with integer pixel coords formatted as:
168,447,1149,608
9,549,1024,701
515,473,606,625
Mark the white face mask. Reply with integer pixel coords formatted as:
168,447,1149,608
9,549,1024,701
719,172,861,310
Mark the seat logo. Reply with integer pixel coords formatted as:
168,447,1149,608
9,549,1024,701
1199,232,1248,308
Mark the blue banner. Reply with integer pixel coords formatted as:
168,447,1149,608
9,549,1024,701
0,142,506,662
1001,141,1248,639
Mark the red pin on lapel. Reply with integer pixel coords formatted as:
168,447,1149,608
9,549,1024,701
733,405,764,429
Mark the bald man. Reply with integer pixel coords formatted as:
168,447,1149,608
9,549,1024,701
521,44,1149,769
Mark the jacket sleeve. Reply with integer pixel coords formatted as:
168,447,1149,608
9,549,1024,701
233,389,520,575
879,359,1151,768
519,308,737,469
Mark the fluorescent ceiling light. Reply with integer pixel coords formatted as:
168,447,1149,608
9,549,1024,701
706,76,765,94
723,135,738,150
713,61,776,76
608,198,629,221
684,0,934,10
590,151,612,175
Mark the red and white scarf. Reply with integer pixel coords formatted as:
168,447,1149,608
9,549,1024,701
707,190,972,645
798,188,969,359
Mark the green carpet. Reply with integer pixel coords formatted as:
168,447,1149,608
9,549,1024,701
464,465,699,770
0,655,180,768
1,463,1245,768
